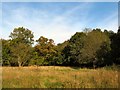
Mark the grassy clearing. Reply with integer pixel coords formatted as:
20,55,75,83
2,66,119,88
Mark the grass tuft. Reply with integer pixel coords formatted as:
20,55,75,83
2,66,118,88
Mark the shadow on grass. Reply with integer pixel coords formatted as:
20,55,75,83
70,66,95,70
70,67,81,70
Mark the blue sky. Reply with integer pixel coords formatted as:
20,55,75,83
1,2,118,44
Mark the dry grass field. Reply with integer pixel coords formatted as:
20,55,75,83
2,66,119,88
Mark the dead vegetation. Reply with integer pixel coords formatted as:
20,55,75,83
2,66,119,88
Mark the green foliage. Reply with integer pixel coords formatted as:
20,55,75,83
2,26,120,67
2,39,12,66
81,29,111,67
62,32,86,66
54,41,69,65
0,39,1,65
10,43,33,67
96,42,110,65
9,27,34,45
29,50,45,66
35,36,56,65
62,29,112,67
8,27,34,67
111,27,120,64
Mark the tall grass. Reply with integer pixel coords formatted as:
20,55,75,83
2,66,118,88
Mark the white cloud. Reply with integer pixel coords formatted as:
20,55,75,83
2,2,94,44
2,2,117,45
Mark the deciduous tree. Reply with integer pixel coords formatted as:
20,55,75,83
35,36,56,65
9,27,34,67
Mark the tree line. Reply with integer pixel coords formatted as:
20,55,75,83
1,27,120,67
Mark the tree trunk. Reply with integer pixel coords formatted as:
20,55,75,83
18,57,22,67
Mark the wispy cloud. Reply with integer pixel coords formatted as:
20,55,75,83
2,2,118,44
95,11,118,32
2,2,94,44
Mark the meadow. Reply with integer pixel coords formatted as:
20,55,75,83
2,66,119,88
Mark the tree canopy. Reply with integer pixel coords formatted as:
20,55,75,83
7,27,34,67
1,27,120,68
